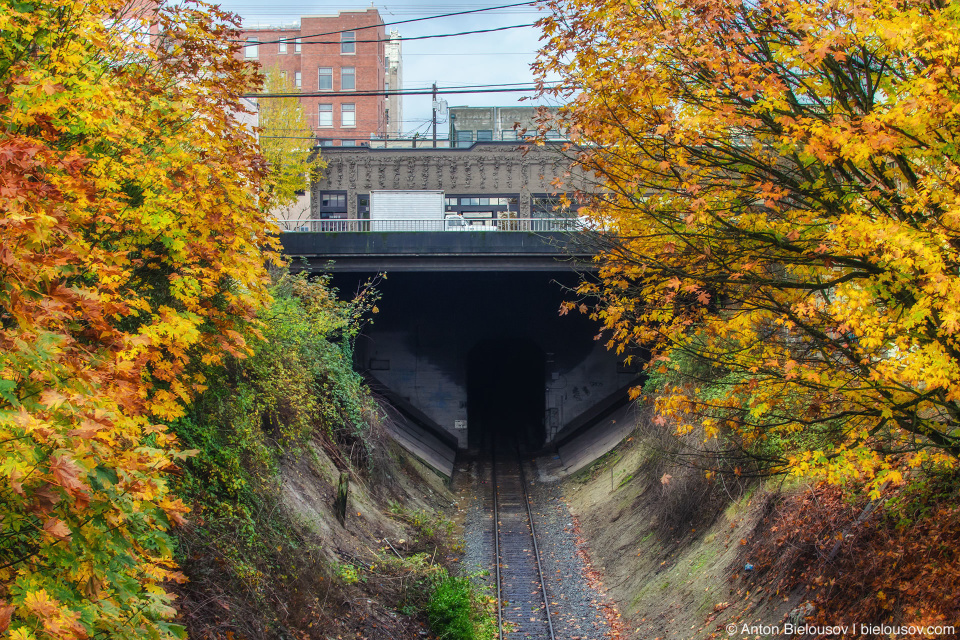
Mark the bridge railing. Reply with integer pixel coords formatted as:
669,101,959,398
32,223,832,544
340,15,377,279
275,218,583,233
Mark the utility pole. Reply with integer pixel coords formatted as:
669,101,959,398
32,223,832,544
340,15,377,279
432,82,437,148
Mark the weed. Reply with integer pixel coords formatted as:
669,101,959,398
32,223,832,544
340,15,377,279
427,574,497,640
389,501,459,552
336,563,361,584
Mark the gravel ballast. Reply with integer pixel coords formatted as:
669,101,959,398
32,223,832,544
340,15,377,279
453,455,620,639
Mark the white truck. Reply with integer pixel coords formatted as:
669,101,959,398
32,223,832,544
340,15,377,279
369,190,462,231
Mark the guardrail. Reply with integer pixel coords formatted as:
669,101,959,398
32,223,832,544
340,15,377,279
275,218,583,233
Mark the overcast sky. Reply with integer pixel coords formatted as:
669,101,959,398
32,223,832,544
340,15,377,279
213,1,557,137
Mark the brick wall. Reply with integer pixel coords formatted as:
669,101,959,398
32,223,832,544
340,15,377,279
239,9,386,144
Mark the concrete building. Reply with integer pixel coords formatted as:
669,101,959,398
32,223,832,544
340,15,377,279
239,10,394,145
310,141,584,222
448,106,564,147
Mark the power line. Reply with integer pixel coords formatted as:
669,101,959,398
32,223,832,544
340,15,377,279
234,1,539,44
246,23,534,47
406,52,534,56
432,81,555,89
247,86,553,98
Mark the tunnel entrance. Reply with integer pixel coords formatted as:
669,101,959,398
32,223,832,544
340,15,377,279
467,338,546,452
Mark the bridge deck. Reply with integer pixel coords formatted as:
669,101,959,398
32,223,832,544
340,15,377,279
280,230,591,272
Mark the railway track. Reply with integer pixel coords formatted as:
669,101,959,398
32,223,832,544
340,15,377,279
492,448,555,640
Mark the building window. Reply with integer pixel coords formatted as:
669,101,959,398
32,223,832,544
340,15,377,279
320,192,346,208
318,67,332,90
385,108,389,124
318,104,333,127
280,70,287,82
294,37,301,53
341,31,356,54
244,37,258,59
295,71,301,88
341,67,355,91
456,130,473,147
445,195,518,221
385,81,390,92
341,103,356,127
279,39,287,54
341,140,356,147
318,191,348,219
532,194,574,218
476,129,494,142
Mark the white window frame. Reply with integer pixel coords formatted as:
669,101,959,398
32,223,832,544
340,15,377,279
295,71,302,88
341,103,356,127
295,37,301,53
318,67,333,90
244,37,258,59
318,104,333,127
278,39,287,54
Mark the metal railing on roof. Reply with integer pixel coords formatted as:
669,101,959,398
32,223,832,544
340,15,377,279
275,217,583,232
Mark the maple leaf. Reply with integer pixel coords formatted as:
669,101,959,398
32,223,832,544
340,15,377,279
47,455,85,495
39,390,67,410
23,590,57,619
42,518,71,541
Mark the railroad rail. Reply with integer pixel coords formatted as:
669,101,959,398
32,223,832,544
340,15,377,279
491,447,555,640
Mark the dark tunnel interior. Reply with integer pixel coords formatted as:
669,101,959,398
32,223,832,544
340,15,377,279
467,338,546,452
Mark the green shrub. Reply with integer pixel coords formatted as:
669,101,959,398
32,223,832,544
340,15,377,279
427,576,476,640
426,574,496,640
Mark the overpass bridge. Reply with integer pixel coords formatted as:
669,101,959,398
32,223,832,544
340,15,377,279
279,218,589,272
279,222,643,479
279,143,640,478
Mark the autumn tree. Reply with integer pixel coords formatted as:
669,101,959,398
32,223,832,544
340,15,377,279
536,0,960,491
259,65,323,227
0,1,277,638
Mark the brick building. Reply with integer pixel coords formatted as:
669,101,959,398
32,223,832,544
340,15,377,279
240,9,389,145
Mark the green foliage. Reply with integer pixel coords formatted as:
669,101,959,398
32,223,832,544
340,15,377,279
643,337,733,402
335,563,361,585
426,574,497,640
643,334,854,476
174,271,378,516
259,66,324,208
168,271,380,635
884,469,960,530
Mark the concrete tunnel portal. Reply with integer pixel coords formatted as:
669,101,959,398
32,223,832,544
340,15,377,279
332,270,642,455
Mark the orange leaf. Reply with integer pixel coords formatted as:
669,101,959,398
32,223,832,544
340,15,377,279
43,517,71,541
48,455,85,495
0,602,14,633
